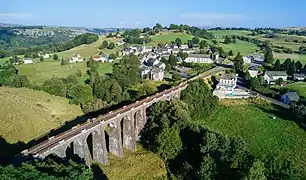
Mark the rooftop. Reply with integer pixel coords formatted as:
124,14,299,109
284,92,300,102
220,73,237,80
248,66,258,71
151,67,163,73
265,71,288,77
188,54,211,58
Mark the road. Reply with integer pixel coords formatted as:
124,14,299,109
236,77,290,109
25,66,226,156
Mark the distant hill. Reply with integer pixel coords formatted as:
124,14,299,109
0,87,83,143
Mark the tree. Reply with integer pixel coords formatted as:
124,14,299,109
67,84,93,105
172,72,182,82
295,61,303,72
155,23,163,30
99,40,108,49
198,155,216,180
82,99,107,114
187,40,194,48
39,56,44,62
107,42,115,49
42,77,67,97
287,61,296,75
247,160,267,180
192,36,200,44
110,81,123,103
175,38,182,47
228,50,234,56
169,54,177,67
53,54,58,60
0,157,93,179
274,59,281,70
199,40,208,49
109,53,116,60
282,58,292,71
234,53,244,73
250,77,261,90
264,47,274,64
224,35,232,44
156,126,182,160
177,51,188,60
275,78,283,86
12,75,30,88
181,79,219,118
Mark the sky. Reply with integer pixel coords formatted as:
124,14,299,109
1,0,306,28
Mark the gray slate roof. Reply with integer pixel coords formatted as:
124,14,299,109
220,73,236,80
284,92,300,102
265,71,288,77
248,66,258,71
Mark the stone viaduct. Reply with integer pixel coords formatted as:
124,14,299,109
22,83,188,166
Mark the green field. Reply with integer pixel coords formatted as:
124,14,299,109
99,145,166,180
274,52,306,64
196,100,306,174
56,35,123,60
17,60,114,84
221,40,259,55
209,30,251,39
149,32,196,46
0,87,83,143
286,82,306,98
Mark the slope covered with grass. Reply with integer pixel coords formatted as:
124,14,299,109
0,87,83,143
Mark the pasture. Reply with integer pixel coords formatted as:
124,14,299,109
196,99,306,174
0,87,83,143
221,40,259,55
17,60,114,84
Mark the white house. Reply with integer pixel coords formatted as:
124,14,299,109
281,92,300,105
180,45,189,49
69,54,83,63
293,74,305,81
184,54,213,63
248,66,259,78
150,68,164,81
142,46,153,53
243,56,252,64
215,74,238,93
146,58,160,67
182,48,195,54
24,58,33,64
264,71,288,84
116,41,125,46
171,48,180,54
92,55,106,63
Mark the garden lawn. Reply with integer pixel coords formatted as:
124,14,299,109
221,40,259,56
0,87,83,143
99,144,167,180
196,100,306,174
17,60,114,84
286,82,306,98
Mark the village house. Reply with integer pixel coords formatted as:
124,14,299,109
248,66,259,78
116,41,125,46
69,54,83,63
146,58,160,67
215,74,238,93
243,56,252,64
142,46,153,53
180,44,189,49
24,58,34,64
264,71,288,84
251,54,265,64
212,74,248,99
184,54,214,64
171,48,180,54
281,92,300,105
293,73,305,81
150,68,164,81
92,55,108,63
182,48,195,54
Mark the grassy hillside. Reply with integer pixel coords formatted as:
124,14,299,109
209,30,251,39
0,87,83,143
56,35,123,59
286,82,306,98
196,99,306,174
274,52,306,63
221,40,259,55
150,32,195,45
99,145,167,180
17,60,114,84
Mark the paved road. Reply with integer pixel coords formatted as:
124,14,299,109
236,77,290,109
25,66,226,156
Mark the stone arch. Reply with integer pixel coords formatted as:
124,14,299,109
65,141,74,159
106,120,123,157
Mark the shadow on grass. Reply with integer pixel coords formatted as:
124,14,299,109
254,103,306,130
